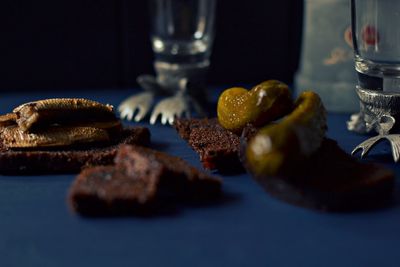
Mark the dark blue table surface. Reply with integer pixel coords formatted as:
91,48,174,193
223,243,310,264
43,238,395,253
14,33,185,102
0,88,399,267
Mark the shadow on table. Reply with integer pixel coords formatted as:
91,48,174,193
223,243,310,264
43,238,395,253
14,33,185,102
76,191,242,219
150,141,171,151
357,151,400,212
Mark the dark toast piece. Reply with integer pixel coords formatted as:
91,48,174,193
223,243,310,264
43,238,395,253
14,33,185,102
174,118,242,171
252,138,395,211
69,145,222,216
69,164,161,216
0,127,150,174
115,145,222,199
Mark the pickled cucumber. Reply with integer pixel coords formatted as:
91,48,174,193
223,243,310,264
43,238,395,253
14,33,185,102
217,80,292,133
246,91,327,177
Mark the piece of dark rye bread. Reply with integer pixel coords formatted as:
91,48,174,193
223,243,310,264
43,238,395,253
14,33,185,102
0,127,150,174
174,118,242,170
69,164,161,216
69,144,222,216
116,145,222,199
251,138,395,211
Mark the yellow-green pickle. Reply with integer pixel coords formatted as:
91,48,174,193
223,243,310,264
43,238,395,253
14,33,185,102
217,80,292,133
246,91,327,177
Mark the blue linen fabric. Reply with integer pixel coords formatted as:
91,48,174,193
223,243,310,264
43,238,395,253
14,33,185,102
0,88,398,267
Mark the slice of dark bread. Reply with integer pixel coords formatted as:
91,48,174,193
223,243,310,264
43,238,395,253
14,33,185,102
0,127,150,174
174,118,242,171
252,138,395,211
69,163,161,216
69,144,222,216
115,145,222,199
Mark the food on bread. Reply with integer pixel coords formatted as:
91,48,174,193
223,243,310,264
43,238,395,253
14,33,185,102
175,78,394,211
217,80,292,133
240,90,394,211
0,98,150,173
0,127,150,174
246,91,327,177
69,145,221,216
176,80,293,171
1,125,110,148
13,98,116,132
0,113,18,127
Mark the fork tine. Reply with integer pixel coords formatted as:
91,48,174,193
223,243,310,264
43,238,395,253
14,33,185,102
119,108,127,119
394,141,400,162
149,92,192,125
120,108,133,121
127,108,136,121
361,136,382,158
360,145,371,158
386,135,400,162
351,136,382,158
151,98,169,125
168,114,175,125
132,109,139,121
150,112,159,125
161,112,169,125
119,92,154,122
134,106,146,122
393,137,400,162
351,146,363,156
392,142,400,162
150,107,162,125
118,102,128,112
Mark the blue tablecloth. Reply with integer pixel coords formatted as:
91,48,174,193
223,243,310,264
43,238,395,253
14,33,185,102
0,88,399,267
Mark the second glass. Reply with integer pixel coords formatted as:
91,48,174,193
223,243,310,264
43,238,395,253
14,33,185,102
149,0,216,90
352,0,400,92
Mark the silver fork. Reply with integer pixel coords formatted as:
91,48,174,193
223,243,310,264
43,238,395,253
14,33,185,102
118,75,160,122
150,79,190,125
352,135,400,162
118,92,154,122
351,115,400,161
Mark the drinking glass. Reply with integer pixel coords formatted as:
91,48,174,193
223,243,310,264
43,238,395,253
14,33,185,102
352,0,400,92
149,0,216,90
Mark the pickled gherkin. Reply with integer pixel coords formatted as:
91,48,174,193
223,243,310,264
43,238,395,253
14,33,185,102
246,91,327,177
217,80,292,133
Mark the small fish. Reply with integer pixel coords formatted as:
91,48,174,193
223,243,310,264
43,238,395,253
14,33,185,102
0,113,17,127
13,98,116,132
1,125,111,149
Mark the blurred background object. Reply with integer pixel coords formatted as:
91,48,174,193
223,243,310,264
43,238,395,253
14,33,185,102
119,0,216,124
0,0,302,91
295,0,358,113
149,0,216,90
349,0,400,162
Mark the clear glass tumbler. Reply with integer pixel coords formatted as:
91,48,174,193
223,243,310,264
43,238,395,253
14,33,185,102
149,0,216,90
352,0,400,92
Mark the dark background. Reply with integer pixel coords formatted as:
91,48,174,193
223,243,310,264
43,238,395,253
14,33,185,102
1,0,303,91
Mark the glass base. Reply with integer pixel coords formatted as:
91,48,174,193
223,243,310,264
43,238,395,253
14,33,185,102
355,56,400,92
154,60,209,91
355,56,400,79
